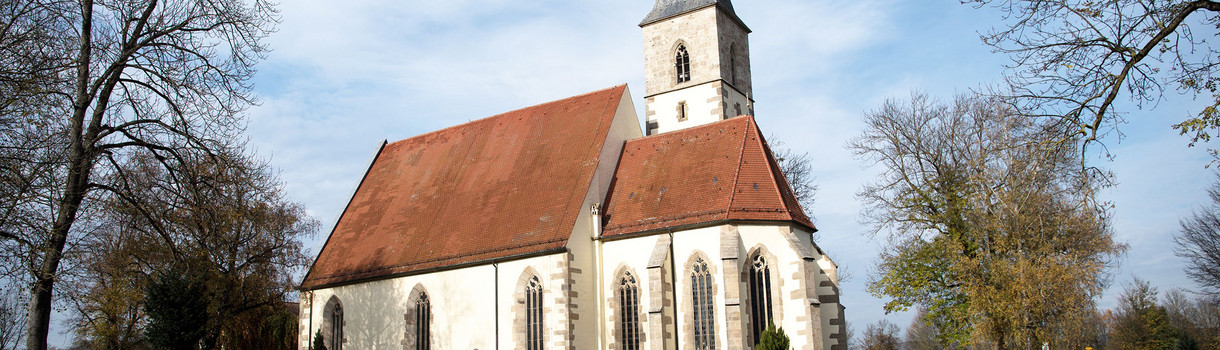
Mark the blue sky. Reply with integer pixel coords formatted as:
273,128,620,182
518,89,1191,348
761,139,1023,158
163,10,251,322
50,0,1214,345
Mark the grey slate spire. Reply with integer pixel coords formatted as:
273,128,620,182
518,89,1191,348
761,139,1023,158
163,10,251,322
639,0,741,27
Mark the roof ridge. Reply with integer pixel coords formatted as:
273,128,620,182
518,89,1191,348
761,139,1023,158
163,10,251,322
725,116,753,215
751,119,815,230
560,87,624,242
750,120,795,221
388,85,628,146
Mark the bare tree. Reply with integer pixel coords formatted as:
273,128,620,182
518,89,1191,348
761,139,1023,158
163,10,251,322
768,135,818,213
1176,172,1220,296
861,319,901,350
967,0,1220,160
905,309,943,350
0,282,25,350
850,92,1125,348
66,150,316,350
1161,288,1220,347
0,0,279,348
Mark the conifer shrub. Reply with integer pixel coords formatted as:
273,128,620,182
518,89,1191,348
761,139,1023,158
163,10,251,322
756,322,791,350
311,329,327,350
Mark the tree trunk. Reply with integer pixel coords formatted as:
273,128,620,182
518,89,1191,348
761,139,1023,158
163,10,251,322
25,1,94,348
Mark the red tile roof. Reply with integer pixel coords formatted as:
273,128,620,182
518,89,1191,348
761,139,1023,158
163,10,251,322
302,86,627,289
601,116,814,237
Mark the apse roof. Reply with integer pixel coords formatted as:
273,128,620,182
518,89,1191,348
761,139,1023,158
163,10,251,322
301,86,627,289
601,116,815,237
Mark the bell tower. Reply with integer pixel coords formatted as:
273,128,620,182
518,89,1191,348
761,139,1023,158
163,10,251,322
640,0,753,135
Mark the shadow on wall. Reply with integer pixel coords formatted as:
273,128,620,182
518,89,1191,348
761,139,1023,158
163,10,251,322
312,282,408,349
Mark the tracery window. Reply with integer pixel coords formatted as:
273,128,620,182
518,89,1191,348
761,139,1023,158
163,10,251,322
749,253,774,343
526,276,544,350
619,272,642,350
691,258,716,350
676,44,691,83
330,303,344,350
415,292,431,350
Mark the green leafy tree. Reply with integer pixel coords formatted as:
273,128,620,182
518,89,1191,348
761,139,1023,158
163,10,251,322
756,323,791,350
144,269,208,350
1109,279,1184,350
851,92,1125,348
1162,289,1220,349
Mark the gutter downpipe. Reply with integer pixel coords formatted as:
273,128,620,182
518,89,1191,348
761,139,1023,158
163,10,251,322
592,204,606,350
494,262,500,350
668,230,678,350
307,291,313,350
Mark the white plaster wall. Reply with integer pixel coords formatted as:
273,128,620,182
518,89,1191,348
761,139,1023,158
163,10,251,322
300,265,496,350
565,86,644,349
670,226,731,349
600,235,665,349
495,253,572,349
739,224,816,349
645,83,725,134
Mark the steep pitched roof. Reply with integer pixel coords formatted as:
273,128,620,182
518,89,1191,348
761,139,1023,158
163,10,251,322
639,0,744,28
302,86,627,289
601,116,814,237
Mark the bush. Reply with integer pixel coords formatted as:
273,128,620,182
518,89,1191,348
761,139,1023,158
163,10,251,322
311,329,327,350
144,270,208,350
757,322,791,350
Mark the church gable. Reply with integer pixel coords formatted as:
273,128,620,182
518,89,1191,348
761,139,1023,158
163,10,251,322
302,86,628,289
601,116,814,237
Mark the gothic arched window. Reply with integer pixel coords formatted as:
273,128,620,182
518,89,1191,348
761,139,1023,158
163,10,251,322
330,303,344,350
619,272,642,350
749,253,774,343
691,258,716,350
415,292,431,350
675,44,691,84
526,276,544,350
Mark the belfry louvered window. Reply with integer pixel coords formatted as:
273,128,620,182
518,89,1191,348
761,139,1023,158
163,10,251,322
749,253,775,343
415,292,431,350
619,273,641,350
691,258,716,350
676,45,691,83
526,276,544,350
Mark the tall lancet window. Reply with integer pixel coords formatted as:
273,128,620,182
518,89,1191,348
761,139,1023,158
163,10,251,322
330,303,344,350
415,293,431,350
619,272,642,350
691,258,716,350
749,253,775,343
526,276,544,350
676,44,691,83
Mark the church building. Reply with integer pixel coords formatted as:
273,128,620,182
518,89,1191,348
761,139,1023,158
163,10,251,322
298,1,845,349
